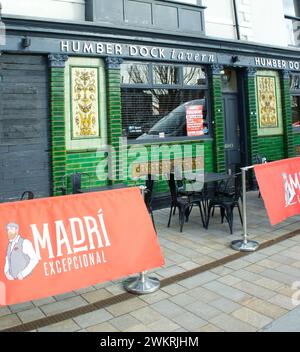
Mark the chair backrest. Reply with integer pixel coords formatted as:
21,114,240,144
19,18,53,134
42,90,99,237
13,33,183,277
256,154,267,165
71,173,82,194
61,172,91,195
233,173,242,201
144,175,154,210
167,173,179,203
20,191,34,201
216,173,242,201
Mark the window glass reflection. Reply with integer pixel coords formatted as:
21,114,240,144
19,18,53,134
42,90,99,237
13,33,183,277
290,75,300,90
183,67,207,86
292,96,300,128
121,63,149,85
121,88,208,139
153,65,180,85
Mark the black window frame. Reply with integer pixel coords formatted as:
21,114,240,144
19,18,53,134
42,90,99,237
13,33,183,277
120,61,211,144
161,0,203,6
290,73,300,132
283,0,300,47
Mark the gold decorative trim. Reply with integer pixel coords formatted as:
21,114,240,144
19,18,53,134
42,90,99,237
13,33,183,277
131,157,204,178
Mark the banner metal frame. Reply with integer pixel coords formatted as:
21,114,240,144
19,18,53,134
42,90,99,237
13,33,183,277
231,166,260,252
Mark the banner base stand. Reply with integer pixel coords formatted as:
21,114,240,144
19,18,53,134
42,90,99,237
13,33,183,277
124,272,160,295
231,239,260,252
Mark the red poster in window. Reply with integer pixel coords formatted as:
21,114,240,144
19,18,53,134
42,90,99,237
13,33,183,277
254,157,300,225
0,188,164,306
186,105,204,137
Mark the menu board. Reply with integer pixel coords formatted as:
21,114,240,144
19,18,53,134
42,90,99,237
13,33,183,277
186,105,204,137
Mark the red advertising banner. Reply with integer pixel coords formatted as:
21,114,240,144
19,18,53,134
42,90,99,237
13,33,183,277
186,105,204,137
254,157,300,225
0,188,164,306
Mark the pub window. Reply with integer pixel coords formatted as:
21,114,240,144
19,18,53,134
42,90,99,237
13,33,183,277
290,75,300,90
283,0,300,17
183,66,207,86
164,0,202,5
121,62,149,85
292,96,300,128
153,65,180,85
121,62,209,141
290,74,300,129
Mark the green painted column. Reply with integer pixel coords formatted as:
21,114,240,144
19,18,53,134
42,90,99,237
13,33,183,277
48,54,68,196
105,57,123,184
281,70,295,158
211,64,226,173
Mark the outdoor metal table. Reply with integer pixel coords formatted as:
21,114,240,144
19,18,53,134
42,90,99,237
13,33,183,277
182,172,231,229
76,183,128,193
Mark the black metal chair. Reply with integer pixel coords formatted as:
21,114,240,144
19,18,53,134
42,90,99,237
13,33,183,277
61,172,91,195
167,173,204,233
144,175,156,232
206,173,243,235
20,191,34,201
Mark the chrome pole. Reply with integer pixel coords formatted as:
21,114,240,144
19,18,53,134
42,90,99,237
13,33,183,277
124,185,160,295
231,166,260,252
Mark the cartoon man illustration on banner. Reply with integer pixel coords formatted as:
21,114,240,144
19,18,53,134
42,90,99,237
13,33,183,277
4,223,39,281
282,173,297,207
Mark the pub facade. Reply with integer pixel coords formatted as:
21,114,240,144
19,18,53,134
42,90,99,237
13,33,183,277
0,0,299,203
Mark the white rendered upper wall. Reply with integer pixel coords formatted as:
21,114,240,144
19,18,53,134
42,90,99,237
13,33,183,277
203,0,237,39
0,0,85,21
203,0,289,47
249,0,288,47
0,0,292,48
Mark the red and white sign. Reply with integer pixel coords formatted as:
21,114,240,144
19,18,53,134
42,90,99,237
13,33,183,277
186,105,204,137
254,157,300,225
0,188,164,306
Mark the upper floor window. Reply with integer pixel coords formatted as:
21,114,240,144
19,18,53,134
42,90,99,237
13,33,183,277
164,0,202,5
283,0,300,46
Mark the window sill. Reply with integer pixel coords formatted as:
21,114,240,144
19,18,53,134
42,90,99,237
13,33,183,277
285,15,300,21
127,136,213,145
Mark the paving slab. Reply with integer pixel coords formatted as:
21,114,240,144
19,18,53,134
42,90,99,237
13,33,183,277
73,309,113,329
262,305,300,332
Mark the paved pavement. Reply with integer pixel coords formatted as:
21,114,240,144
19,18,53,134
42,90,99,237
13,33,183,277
1,192,300,332
262,305,300,332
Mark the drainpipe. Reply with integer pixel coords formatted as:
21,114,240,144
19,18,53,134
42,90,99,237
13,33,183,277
233,0,241,40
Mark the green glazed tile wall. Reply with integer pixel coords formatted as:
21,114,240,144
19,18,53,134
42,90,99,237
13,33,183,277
281,74,295,158
50,67,66,196
106,68,122,183
50,64,109,194
121,139,213,194
65,67,123,192
211,74,225,173
256,75,295,162
50,64,214,195
52,64,297,197
258,136,285,161
65,151,109,193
